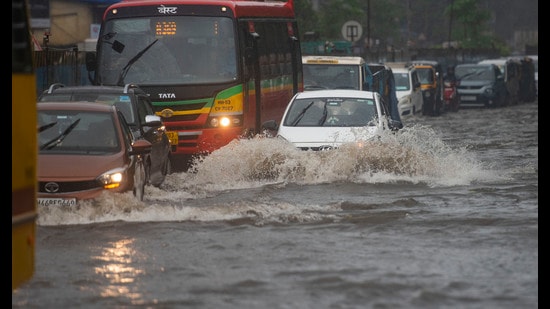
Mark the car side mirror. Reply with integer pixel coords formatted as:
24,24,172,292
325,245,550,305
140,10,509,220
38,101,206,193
144,115,163,128
261,120,278,131
130,139,152,155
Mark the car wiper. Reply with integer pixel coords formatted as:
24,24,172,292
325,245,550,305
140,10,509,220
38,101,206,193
116,39,158,86
318,101,328,125
457,71,481,80
38,121,57,133
40,118,81,150
290,101,315,126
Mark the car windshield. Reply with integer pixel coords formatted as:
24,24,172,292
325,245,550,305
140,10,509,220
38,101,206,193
38,111,121,154
455,65,496,81
393,72,411,91
284,97,377,127
416,68,434,84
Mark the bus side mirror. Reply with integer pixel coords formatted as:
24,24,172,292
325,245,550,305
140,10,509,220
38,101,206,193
245,47,257,66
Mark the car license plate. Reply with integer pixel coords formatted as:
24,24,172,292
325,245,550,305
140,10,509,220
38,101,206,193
166,131,178,146
37,198,77,207
461,95,476,101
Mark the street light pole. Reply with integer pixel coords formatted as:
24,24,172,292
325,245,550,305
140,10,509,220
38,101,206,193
448,0,454,47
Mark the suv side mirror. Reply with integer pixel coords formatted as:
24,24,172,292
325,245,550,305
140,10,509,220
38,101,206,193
144,115,163,128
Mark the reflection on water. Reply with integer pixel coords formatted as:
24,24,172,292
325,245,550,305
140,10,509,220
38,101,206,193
94,238,146,302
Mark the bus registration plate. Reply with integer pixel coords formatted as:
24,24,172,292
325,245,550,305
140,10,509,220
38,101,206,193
166,131,178,146
38,198,77,207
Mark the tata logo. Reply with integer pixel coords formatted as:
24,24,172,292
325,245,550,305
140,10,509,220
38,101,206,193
160,109,174,118
159,93,176,99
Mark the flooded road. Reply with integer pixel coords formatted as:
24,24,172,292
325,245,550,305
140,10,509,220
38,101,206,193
13,101,538,308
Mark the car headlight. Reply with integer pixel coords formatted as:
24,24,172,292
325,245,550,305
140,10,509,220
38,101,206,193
98,167,127,189
485,87,494,95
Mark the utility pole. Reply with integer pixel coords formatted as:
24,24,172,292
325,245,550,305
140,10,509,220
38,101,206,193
406,0,411,48
367,0,370,49
448,0,454,47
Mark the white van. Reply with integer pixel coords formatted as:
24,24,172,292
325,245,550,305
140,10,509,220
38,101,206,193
387,63,423,117
302,55,369,90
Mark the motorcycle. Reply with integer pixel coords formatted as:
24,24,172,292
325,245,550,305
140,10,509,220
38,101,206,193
442,79,460,112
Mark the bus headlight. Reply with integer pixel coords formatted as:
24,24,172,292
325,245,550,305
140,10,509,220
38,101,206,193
208,116,242,128
220,117,231,127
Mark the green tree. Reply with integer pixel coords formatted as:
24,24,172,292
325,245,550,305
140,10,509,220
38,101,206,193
445,0,509,53
317,0,365,40
294,0,318,38
445,0,489,48
364,0,404,48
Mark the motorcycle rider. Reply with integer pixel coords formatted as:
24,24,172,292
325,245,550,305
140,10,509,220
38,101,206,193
442,65,460,112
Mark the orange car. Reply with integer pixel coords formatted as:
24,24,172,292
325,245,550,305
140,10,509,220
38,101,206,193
37,102,152,205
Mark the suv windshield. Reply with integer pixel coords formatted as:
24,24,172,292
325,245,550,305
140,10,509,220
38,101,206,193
455,65,496,81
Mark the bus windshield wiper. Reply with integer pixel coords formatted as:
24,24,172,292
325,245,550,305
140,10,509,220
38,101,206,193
40,118,81,150
290,101,314,126
116,39,158,86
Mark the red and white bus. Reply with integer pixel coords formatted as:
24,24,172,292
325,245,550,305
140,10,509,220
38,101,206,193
88,0,303,169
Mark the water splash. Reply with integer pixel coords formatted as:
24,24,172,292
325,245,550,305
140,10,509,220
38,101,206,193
186,123,493,188
38,124,504,226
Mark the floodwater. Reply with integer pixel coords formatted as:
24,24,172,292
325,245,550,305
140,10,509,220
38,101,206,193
13,101,538,308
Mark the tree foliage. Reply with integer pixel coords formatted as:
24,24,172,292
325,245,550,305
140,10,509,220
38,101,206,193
295,0,506,52
444,0,508,53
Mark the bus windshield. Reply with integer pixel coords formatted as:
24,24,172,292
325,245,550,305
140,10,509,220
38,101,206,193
97,16,237,85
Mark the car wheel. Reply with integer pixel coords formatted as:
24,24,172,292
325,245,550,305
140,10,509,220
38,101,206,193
145,158,152,186
133,159,146,201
